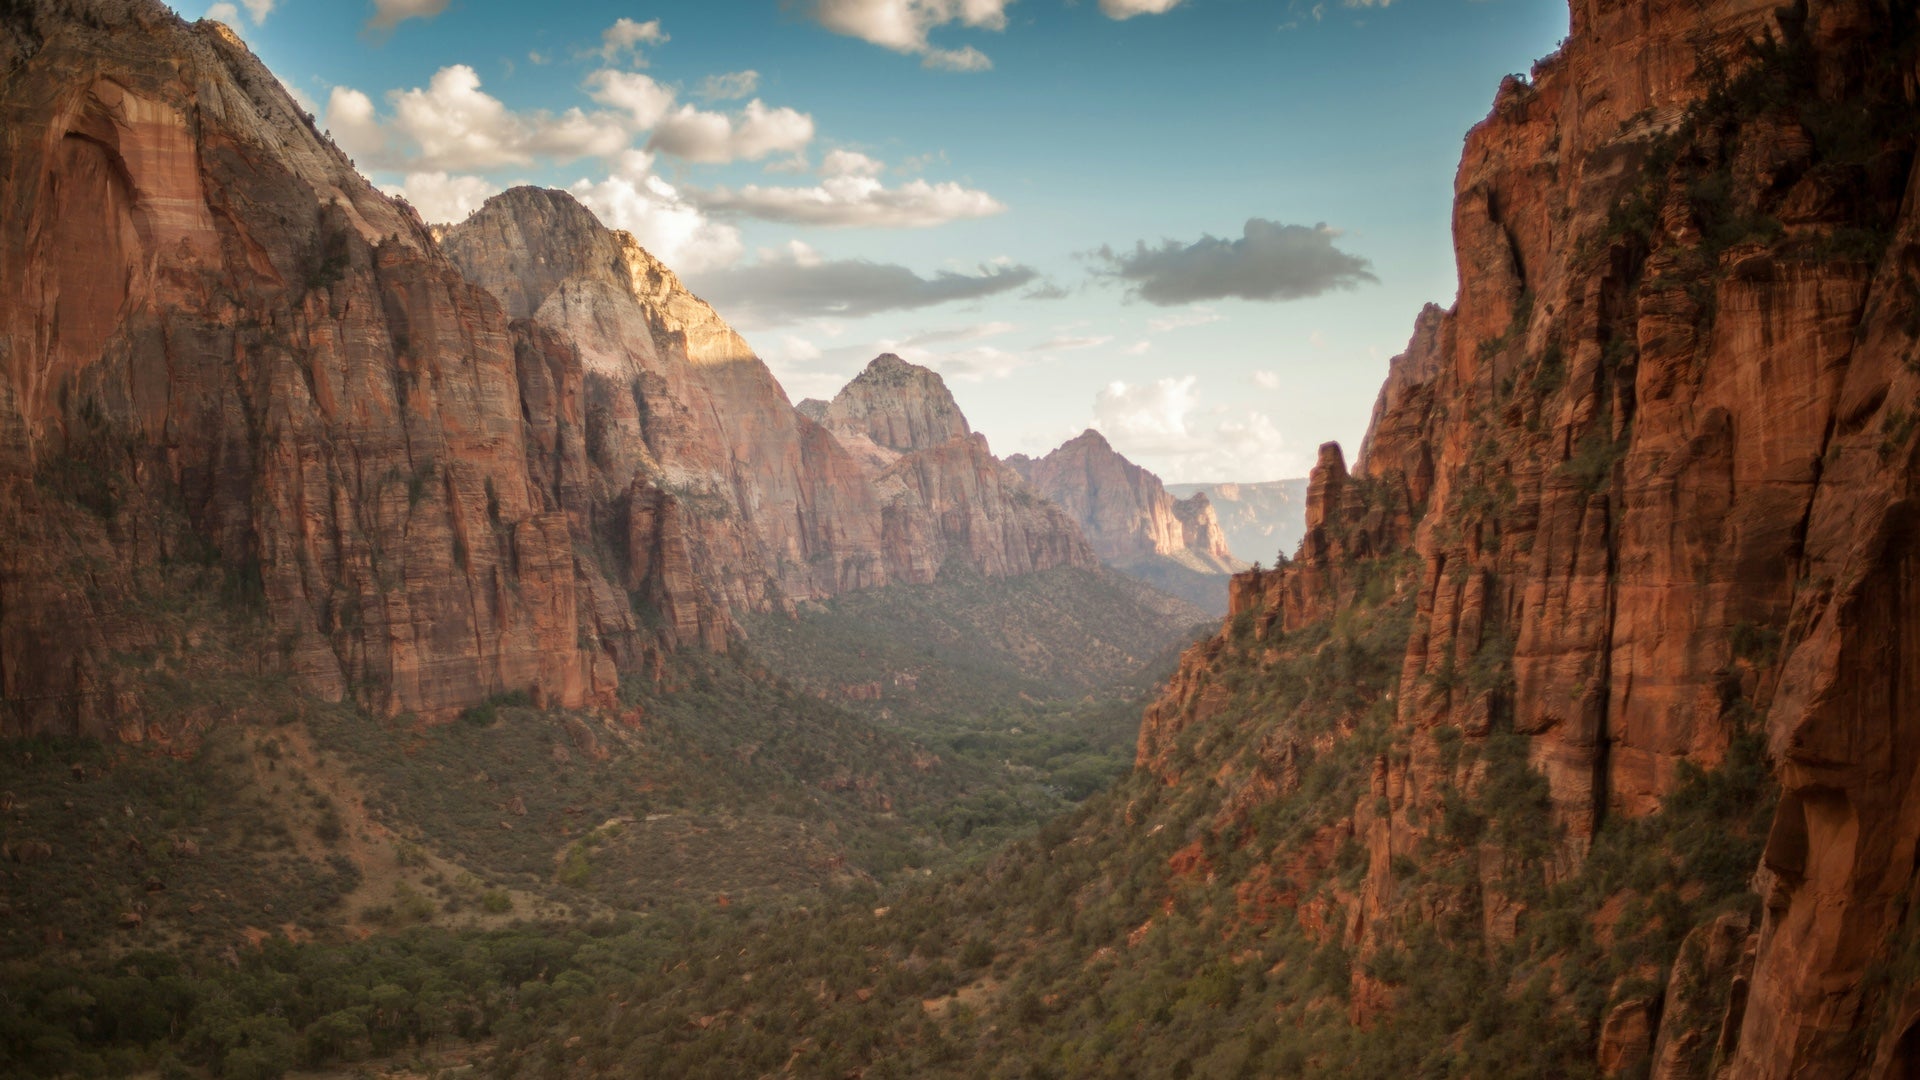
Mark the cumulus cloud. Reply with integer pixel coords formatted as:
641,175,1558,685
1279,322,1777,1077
584,70,677,129
697,70,761,101
384,171,500,223
1252,370,1282,390
205,0,272,24
695,155,1004,228
569,151,745,273
1099,0,1182,18
328,65,813,172
807,0,1011,71
598,17,667,62
649,100,816,164
690,243,1038,326
1095,219,1377,306
922,45,993,72
367,0,448,32
327,66,631,171
1091,377,1300,481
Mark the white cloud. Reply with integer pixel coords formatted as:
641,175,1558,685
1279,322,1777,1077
808,0,1012,72
1032,335,1111,351
1099,0,1182,18
569,151,745,274
1252,370,1282,389
585,70,676,129
383,171,499,224
923,45,992,72
1123,340,1151,356
1146,308,1222,333
1092,377,1299,481
367,0,448,32
821,149,886,178
327,66,634,172
696,167,1004,228
649,100,816,164
206,0,272,24
697,71,761,101
599,17,668,62
324,86,389,163
781,335,824,363
902,344,1026,381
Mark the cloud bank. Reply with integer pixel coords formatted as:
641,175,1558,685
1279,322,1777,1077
1095,219,1377,305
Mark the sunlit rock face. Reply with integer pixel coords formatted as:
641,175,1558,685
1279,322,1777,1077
0,2,1096,737
1137,0,1920,1073
811,355,1097,583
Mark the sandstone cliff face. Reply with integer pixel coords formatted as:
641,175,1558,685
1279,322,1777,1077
1136,0,1920,1074
1167,478,1311,566
812,356,1096,581
0,1,621,733
440,188,891,646
0,1,1096,738
1008,428,1238,574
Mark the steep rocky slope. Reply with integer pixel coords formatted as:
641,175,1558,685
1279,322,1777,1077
438,188,891,653
809,355,1097,582
0,0,620,732
0,2,1115,738
1009,428,1242,612
1129,0,1920,1073
1167,477,1310,566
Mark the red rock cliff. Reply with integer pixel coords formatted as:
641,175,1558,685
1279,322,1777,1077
813,355,1097,581
1138,0,1920,1073
1008,428,1239,575
0,1,622,732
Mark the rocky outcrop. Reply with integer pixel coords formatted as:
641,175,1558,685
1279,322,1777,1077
1166,479,1310,567
810,356,1096,582
440,188,891,645
1134,0,1920,1075
0,1,1099,736
1007,428,1241,612
0,2,618,732
1008,429,1237,574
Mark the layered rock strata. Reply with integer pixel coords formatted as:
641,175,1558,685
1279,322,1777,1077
0,2,1100,735
1139,0,1920,1074
1008,429,1238,574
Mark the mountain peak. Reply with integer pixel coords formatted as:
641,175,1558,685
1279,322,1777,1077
824,354,971,451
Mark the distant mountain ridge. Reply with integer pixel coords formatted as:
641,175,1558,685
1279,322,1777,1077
1008,429,1244,613
1166,478,1309,566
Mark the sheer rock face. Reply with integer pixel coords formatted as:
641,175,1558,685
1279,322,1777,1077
1007,429,1239,574
0,3,1093,737
0,2,616,732
812,356,1096,581
440,187,891,636
1166,478,1311,567
1140,0,1920,1075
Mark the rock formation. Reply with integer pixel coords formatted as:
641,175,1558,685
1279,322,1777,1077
810,356,1096,582
0,1,1099,737
1008,429,1235,571
1008,429,1241,612
0,1,618,733
1165,478,1310,567
1134,0,1920,1074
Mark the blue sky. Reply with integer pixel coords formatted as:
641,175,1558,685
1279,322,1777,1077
186,0,1568,482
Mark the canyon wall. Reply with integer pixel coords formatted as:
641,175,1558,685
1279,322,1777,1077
1137,0,1920,1074
0,1,1103,737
